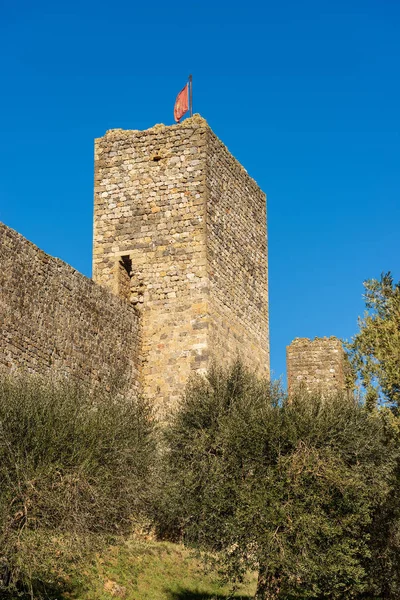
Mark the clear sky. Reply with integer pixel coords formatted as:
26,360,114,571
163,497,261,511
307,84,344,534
1,0,399,383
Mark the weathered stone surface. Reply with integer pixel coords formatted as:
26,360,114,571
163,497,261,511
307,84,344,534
0,222,141,392
0,115,270,414
286,337,346,396
206,125,269,374
93,115,270,415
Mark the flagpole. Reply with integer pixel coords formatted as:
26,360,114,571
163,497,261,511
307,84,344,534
189,74,193,117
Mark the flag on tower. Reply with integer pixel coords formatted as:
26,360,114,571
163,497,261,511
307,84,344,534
174,83,189,122
174,76,192,122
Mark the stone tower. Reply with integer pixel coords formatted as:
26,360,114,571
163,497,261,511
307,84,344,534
93,115,269,415
286,337,346,396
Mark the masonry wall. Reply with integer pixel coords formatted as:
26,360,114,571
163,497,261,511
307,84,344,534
206,128,269,376
286,337,346,396
0,222,141,391
93,115,270,415
93,117,210,416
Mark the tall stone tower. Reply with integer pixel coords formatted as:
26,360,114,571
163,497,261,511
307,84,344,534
93,115,269,415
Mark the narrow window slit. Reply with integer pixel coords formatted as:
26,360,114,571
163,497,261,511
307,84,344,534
116,255,132,302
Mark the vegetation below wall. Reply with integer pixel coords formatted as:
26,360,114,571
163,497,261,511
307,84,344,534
158,363,400,600
0,273,399,600
0,371,398,600
0,376,156,599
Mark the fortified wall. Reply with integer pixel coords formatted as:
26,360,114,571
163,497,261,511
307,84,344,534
0,222,141,391
93,115,269,414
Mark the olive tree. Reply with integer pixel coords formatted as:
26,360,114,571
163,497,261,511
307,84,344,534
162,362,397,600
348,272,400,410
0,375,156,598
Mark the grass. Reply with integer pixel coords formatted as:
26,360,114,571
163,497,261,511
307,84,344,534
64,538,257,600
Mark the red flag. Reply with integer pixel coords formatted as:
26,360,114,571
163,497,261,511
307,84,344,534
174,83,189,122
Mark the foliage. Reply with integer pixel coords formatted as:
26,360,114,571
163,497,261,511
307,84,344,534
346,273,400,597
0,374,156,598
347,272,400,409
161,362,397,600
358,407,400,600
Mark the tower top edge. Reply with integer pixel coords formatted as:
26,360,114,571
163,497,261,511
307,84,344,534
94,114,266,196
287,336,344,347
97,114,208,141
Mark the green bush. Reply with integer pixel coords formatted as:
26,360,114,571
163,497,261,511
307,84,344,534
0,374,156,598
160,361,398,600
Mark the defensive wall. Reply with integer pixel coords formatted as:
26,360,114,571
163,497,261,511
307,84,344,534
0,222,141,391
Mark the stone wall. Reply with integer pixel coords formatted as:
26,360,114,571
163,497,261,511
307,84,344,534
0,222,141,391
93,116,209,416
286,337,346,396
93,115,270,415
206,128,269,375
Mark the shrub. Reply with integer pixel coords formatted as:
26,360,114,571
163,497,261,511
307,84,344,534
160,361,398,600
0,374,156,597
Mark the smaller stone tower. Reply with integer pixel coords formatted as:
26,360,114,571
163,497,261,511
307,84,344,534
286,337,346,396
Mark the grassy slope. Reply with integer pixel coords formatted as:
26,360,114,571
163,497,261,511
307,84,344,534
66,539,257,600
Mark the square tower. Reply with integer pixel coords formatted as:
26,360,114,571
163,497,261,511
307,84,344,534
286,337,347,396
93,115,269,415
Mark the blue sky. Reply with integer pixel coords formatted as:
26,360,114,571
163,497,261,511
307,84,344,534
1,0,399,383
